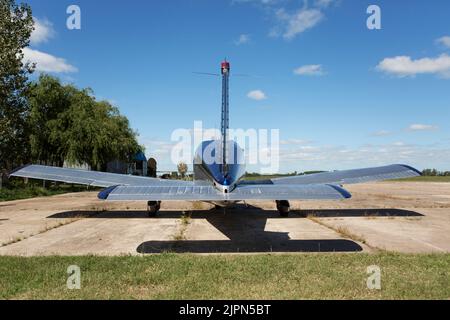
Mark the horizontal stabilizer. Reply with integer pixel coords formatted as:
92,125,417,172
99,184,351,201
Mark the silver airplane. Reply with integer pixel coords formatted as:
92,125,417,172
10,60,421,217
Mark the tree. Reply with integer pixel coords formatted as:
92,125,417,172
422,169,438,176
0,0,34,170
58,89,142,171
177,162,188,179
28,74,78,166
27,75,143,171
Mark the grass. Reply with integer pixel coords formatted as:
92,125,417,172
0,182,92,202
335,226,367,244
0,253,448,300
388,176,450,182
307,215,369,246
172,212,192,241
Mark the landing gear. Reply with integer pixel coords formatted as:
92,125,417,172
147,201,161,217
276,200,290,217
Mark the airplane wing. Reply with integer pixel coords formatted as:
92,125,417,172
98,184,351,201
9,164,192,188
9,164,418,202
242,164,421,186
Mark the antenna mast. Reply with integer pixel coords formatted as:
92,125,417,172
220,60,230,175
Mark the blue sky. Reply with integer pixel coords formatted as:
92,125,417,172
23,0,450,172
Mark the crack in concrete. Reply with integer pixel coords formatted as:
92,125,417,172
307,216,378,252
0,212,100,248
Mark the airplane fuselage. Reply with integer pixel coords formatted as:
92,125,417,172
193,139,246,207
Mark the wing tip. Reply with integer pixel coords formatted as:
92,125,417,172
397,164,422,176
327,184,352,199
98,185,119,200
8,164,32,178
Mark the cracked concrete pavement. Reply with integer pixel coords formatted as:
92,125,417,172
0,182,449,256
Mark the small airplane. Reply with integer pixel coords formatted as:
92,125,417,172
10,60,421,217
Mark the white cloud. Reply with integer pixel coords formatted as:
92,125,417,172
247,90,267,101
22,48,78,73
30,18,54,45
232,0,278,5
436,36,450,49
376,54,450,78
235,0,336,40
235,34,251,45
142,135,450,173
24,17,77,75
277,142,450,172
314,0,335,8
280,139,311,145
407,124,439,132
372,130,391,137
275,8,323,40
294,64,324,76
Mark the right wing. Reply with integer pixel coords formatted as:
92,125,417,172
9,164,192,188
243,164,421,186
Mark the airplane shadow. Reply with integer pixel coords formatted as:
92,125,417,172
47,206,423,254
137,210,363,254
295,208,423,218
48,207,423,219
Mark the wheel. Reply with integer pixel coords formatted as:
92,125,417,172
276,200,290,217
147,201,161,217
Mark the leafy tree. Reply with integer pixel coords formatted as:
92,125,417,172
58,89,142,171
0,0,34,170
28,75,142,171
422,169,438,176
28,74,78,166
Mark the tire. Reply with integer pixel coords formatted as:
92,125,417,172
276,200,290,218
148,209,158,218
147,201,160,218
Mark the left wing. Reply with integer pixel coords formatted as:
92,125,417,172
10,164,192,187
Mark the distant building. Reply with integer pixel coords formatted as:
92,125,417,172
106,159,128,174
130,152,148,176
107,152,148,176
63,161,91,171
63,152,152,177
